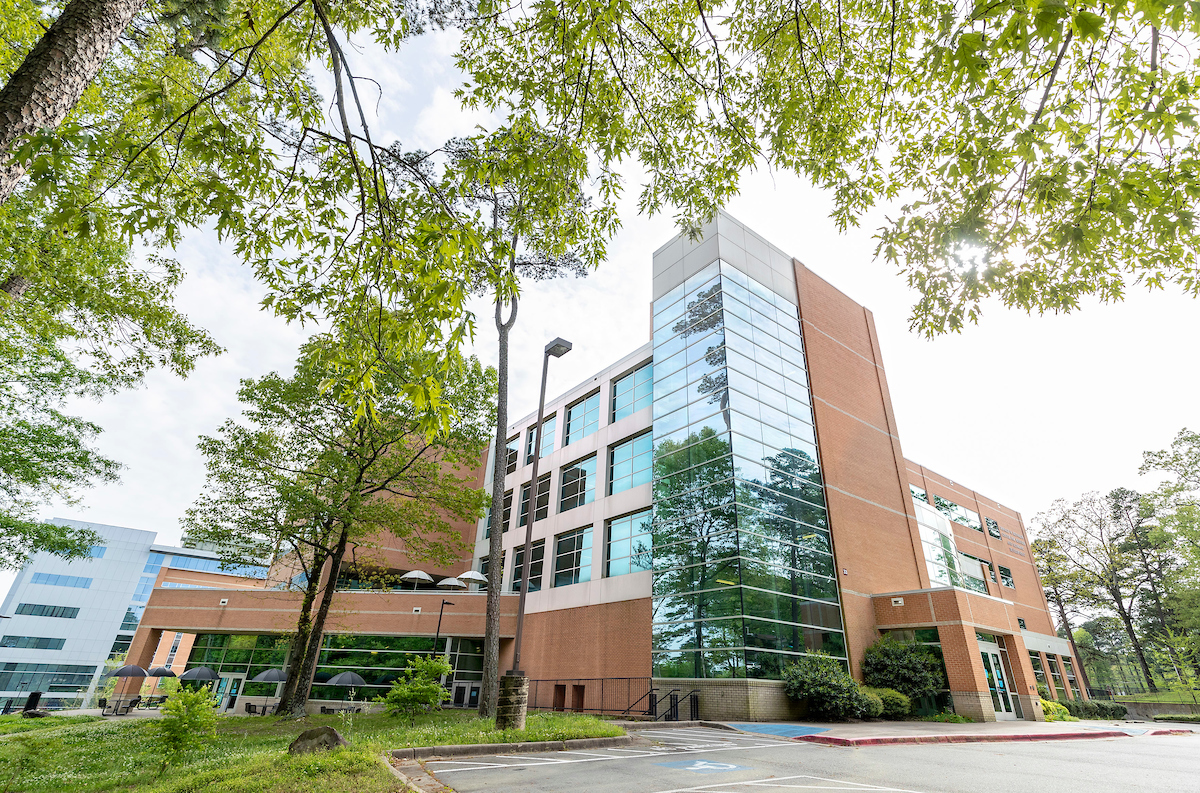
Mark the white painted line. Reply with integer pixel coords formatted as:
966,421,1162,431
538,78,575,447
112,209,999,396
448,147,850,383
428,739,795,774
648,773,929,793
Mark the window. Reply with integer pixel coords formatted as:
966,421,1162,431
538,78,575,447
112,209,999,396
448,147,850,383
144,552,166,573
479,553,503,591
910,484,928,503
485,490,513,538
1,635,66,650
1062,658,1083,699
165,633,184,668
998,565,1015,588
132,575,156,602
512,540,545,592
505,436,519,474
1046,655,1067,699
1018,617,1027,630
559,455,597,512
554,527,593,587
88,546,106,558
15,604,79,619
610,433,653,494
120,607,141,631
985,517,1002,539
564,392,600,446
612,362,653,421
169,555,267,578
109,634,133,658
606,509,652,576
30,573,91,589
518,474,551,526
956,553,990,594
931,493,983,531
1028,651,1048,691
525,415,557,464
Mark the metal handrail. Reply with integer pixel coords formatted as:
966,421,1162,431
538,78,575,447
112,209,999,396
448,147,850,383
623,685,659,715
653,688,680,721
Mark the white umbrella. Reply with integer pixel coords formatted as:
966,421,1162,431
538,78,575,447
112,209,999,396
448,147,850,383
399,569,433,590
457,571,488,584
436,577,466,589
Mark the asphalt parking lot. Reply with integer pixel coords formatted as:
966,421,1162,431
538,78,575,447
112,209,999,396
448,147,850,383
420,726,1200,793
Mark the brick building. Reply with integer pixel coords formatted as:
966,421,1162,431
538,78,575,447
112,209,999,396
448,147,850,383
121,213,1084,720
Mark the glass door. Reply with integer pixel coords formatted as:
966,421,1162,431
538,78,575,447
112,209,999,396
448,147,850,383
218,675,245,712
979,642,1016,720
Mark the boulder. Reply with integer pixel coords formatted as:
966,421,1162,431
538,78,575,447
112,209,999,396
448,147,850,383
20,710,50,718
288,725,349,754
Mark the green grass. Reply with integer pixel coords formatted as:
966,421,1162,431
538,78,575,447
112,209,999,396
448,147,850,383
1152,713,1200,723
1114,690,1200,704
0,714,103,735
0,709,623,793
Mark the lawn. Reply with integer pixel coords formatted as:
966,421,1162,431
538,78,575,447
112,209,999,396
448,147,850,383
0,714,102,735
0,709,623,793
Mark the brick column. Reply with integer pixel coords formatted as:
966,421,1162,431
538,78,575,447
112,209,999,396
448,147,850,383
939,623,995,722
1001,633,1044,721
114,627,162,699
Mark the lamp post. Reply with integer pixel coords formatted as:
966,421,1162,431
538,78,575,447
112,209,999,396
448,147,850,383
497,337,571,730
434,600,455,656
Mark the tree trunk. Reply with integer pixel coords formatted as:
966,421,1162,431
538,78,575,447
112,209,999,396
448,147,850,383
480,290,517,718
1048,581,1091,692
1110,588,1158,692
285,530,349,716
0,0,146,202
275,557,324,714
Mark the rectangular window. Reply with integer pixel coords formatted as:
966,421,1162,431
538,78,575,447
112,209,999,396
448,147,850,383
518,474,551,526
606,509,653,577
1046,655,1067,699
931,493,982,531
15,603,79,619
559,455,597,512
998,565,1015,588
612,362,653,422
512,540,545,593
1,635,66,650
909,484,928,502
564,392,600,446
165,633,184,668
1029,651,1048,694
479,552,503,591
485,490,513,538
109,634,133,658
1062,658,1083,699
88,546,106,558
1017,617,1027,630
144,552,166,573
554,527,593,587
985,517,1002,539
132,575,157,602
505,436,519,474
610,433,654,495
30,573,92,589
120,607,141,631
525,415,557,464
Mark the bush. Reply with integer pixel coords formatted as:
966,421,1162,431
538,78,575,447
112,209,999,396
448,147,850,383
862,687,911,719
1153,713,1200,723
860,689,884,719
156,688,217,774
861,637,945,702
782,654,868,721
1097,701,1127,719
1040,699,1077,722
1036,684,1051,700
918,711,972,723
1060,698,1101,719
379,654,452,724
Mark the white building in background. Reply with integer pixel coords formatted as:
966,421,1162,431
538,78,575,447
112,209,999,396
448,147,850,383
0,519,265,710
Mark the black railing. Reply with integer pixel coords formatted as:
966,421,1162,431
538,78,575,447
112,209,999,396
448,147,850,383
528,677,654,716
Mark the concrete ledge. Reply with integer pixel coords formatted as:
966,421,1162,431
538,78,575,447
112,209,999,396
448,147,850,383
620,720,737,732
389,734,632,760
797,730,1137,747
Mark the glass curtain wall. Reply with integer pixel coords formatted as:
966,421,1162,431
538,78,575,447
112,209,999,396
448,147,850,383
650,260,846,680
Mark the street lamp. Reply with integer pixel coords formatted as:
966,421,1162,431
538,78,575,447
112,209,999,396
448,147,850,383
497,337,571,730
434,600,455,656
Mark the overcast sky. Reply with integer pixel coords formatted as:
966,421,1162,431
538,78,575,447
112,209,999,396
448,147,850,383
4,30,1198,597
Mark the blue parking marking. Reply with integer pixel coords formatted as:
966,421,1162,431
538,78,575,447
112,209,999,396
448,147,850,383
655,758,750,774
728,723,829,738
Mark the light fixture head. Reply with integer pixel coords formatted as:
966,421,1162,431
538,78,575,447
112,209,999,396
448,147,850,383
545,337,573,357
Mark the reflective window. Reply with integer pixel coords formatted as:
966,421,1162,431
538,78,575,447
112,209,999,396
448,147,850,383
554,527,593,587
30,573,92,589
1028,651,1048,691
478,552,503,591
612,362,653,421
132,575,156,602
1063,658,1083,699
144,552,165,573
610,433,654,494
1,635,66,650
998,565,1015,588
910,484,928,502
15,603,79,619
1018,617,1027,630
560,455,598,512
931,493,983,531
1046,655,1067,699
484,489,513,538
518,474,551,526
525,415,556,464
511,541,545,592
607,509,653,577
88,546,106,558
505,436,519,474
564,392,600,446
985,517,1002,539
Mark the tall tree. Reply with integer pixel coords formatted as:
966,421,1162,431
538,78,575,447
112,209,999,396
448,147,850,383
1031,535,1095,691
1035,491,1158,691
183,332,495,716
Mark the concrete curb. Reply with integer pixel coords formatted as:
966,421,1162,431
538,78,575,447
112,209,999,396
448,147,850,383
621,720,737,732
795,728,1194,747
389,734,632,760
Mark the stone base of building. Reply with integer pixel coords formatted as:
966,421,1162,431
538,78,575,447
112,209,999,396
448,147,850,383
1016,694,1045,721
655,678,806,722
950,690,996,722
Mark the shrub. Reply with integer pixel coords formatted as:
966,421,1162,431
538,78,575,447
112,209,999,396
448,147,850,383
1097,701,1127,719
782,654,868,721
918,711,972,723
1040,699,1076,722
1036,683,1051,700
862,687,911,719
379,654,452,724
1153,713,1200,723
156,688,217,774
1061,698,1101,719
860,689,884,719
861,637,945,702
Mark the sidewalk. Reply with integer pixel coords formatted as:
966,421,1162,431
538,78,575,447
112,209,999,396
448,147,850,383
721,719,1198,746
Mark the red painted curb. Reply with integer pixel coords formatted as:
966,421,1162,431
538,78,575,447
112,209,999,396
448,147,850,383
795,730,1135,747
1148,729,1194,736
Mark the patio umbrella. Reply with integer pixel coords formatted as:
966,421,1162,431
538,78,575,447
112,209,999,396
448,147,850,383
107,664,148,678
456,571,488,585
436,576,466,589
399,569,433,590
324,671,366,687
251,668,288,715
178,666,219,681
147,666,176,677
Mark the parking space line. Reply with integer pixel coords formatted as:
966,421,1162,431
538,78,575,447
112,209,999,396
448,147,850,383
649,773,928,793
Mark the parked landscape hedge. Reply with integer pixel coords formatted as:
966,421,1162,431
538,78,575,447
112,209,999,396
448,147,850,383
783,654,869,721
862,687,911,719
1058,698,1127,720
860,637,945,702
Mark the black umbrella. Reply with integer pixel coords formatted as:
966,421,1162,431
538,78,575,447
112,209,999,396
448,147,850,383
325,671,366,687
251,668,287,683
147,666,176,678
178,666,219,681
107,664,148,678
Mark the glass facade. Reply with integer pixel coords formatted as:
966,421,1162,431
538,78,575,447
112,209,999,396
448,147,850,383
607,509,653,577
650,260,845,680
512,539,545,592
518,474,551,526
15,604,79,619
564,392,600,446
913,498,990,592
612,362,653,421
553,527,593,586
610,433,654,494
559,455,598,512
525,415,556,463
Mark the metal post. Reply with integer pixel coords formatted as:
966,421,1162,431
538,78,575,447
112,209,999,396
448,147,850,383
435,600,454,656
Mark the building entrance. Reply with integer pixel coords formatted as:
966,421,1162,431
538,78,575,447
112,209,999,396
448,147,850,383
214,674,245,712
451,682,480,708
978,638,1016,720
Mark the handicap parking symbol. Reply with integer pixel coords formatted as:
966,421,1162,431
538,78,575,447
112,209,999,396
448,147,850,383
655,759,749,774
